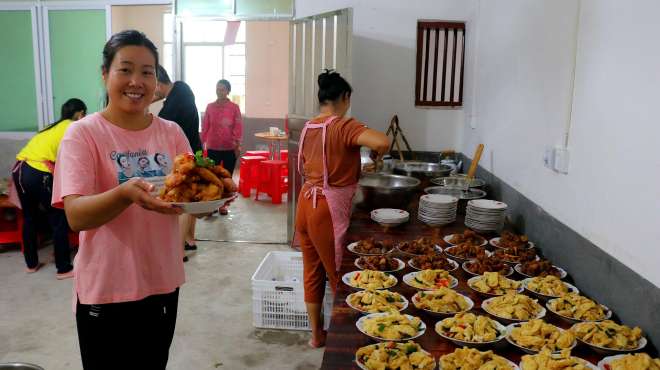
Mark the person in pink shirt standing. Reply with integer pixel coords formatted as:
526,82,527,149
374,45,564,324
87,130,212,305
201,79,242,214
52,30,191,369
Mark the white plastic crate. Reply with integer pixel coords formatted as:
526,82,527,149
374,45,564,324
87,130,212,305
251,251,333,331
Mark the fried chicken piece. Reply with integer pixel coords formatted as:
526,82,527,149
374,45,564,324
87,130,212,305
194,167,224,187
210,164,232,179
222,177,237,193
194,183,222,201
173,153,196,175
164,173,186,188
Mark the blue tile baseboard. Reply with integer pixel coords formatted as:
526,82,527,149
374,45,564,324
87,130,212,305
458,153,660,352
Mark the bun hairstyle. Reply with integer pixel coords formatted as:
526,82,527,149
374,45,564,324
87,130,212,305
317,69,352,105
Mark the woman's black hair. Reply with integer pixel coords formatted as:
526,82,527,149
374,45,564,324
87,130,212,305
154,153,166,166
156,64,171,85
102,30,159,106
217,79,231,93
116,153,128,168
317,69,352,105
39,98,87,133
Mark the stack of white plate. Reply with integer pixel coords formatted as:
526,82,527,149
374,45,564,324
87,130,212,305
417,194,458,226
371,208,410,226
465,199,507,231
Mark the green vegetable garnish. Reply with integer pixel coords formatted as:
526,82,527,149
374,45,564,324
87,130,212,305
378,323,386,332
405,344,418,354
194,150,215,167
386,296,395,303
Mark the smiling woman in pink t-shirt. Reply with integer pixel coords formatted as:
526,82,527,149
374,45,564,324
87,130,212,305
52,30,189,369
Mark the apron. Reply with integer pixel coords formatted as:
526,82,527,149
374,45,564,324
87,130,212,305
298,116,358,270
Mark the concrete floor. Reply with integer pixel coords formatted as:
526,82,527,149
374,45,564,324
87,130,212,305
0,194,324,370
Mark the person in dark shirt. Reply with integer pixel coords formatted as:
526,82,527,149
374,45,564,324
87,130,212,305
154,65,201,260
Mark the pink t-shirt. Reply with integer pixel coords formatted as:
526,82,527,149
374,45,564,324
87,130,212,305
201,100,243,150
52,112,191,309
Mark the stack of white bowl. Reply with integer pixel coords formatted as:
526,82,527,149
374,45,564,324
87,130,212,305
417,194,458,226
370,208,410,227
465,199,507,231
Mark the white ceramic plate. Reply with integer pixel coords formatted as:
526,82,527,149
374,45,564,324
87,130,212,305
355,312,427,342
408,257,459,272
170,193,236,214
514,264,568,279
342,270,398,290
345,291,409,314
411,290,474,317
355,342,436,370
438,353,520,370
489,237,535,250
481,296,546,324
468,199,508,210
520,355,598,370
443,234,488,246
435,317,507,349
444,246,492,262
402,271,458,290
545,298,612,324
354,257,405,272
462,261,514,277
505,322,576,355
467,276,524,297
597,354,644,370
420,193,459,204
571,323,648,355
522,278,579,300
371,208,410,221
346,241,394,256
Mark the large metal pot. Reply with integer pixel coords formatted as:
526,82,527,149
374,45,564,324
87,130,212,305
392,161,452,188
0,364,45,370
355,173,420,211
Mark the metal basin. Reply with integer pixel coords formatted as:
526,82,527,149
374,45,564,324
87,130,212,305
0,364,45,370
355,173,420,210
430,176,486,189
393,161,452,188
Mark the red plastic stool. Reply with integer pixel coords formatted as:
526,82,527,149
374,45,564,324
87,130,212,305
255,160,287,204
239,155,267,197
245,150,270,158
0,204,23,250
280,150,288,162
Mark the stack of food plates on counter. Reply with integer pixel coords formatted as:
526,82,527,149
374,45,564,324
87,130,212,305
417,194,458,226
465,199,507,231
343,229,658,370
370,208,409,227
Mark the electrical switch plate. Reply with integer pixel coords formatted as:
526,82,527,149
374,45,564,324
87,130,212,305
553,147,570,174
543,147,554,169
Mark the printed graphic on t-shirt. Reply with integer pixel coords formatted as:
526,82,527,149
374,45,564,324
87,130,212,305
111,150,170,192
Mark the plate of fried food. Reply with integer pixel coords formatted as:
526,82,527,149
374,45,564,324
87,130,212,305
395,237,442,256
444,230,487,246
411,287,473,317
435,312,507,349
408,254,459,272
347,238,394,256
356,312,426,341
439,347,520,370
482,293,546,324
403,269,459,290
515,259,567,279
490,230,535,249
523,276,579,300
506,319,576,354
571,320,647,355
546,293,612,323
342,270,398,290
521,349,598,370
468,272,523,297
493,246,539,264
346,289,409,314
463,256,514,277
355,341,436,370
355,256,405,272
160,152,237,213
597,353,660,370
444,243,490,262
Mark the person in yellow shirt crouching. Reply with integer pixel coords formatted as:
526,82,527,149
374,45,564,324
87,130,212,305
13,98,86,279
